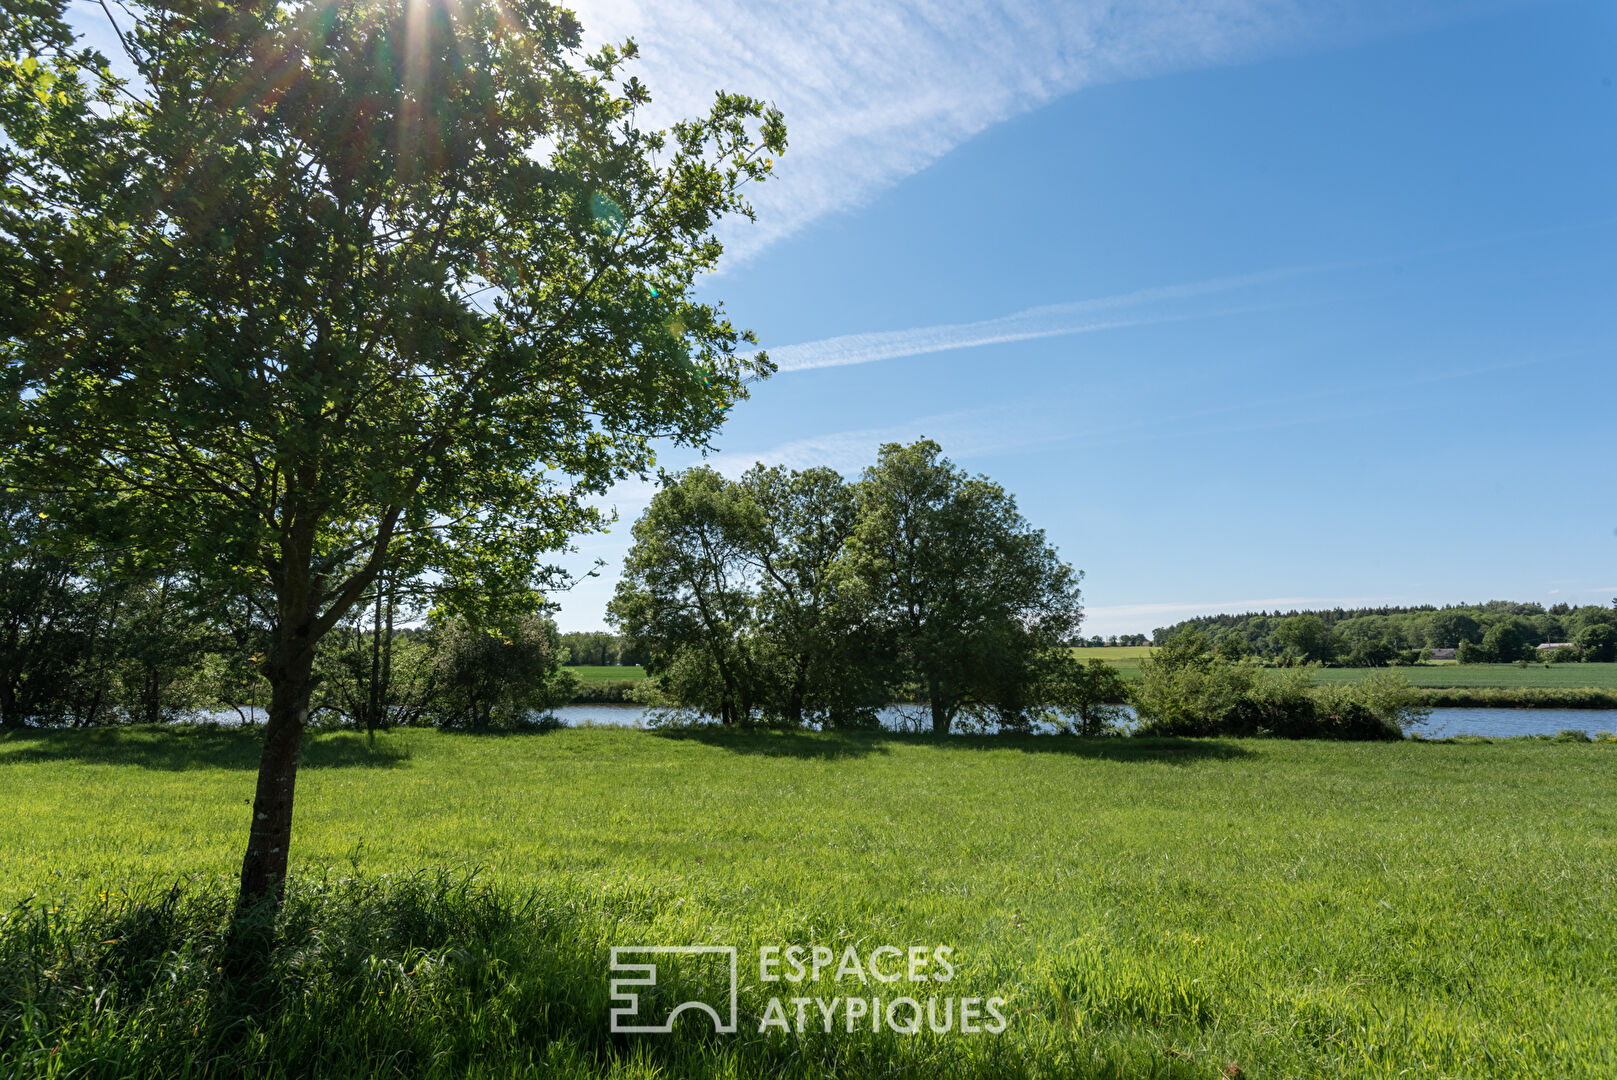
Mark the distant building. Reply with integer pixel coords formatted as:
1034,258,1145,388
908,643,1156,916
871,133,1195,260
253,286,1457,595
1428,648,1457,660
1535,642,1578,651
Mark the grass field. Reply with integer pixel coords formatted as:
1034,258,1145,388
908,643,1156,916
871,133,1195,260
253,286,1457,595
1068,645,1156,679
1313,662,1617,689
3,726,1614,1078
565,665,648,683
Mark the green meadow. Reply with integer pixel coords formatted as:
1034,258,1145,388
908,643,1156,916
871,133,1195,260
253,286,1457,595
1066,645,1157,679
3,726,1614,1078
566,665,649,684
1312,661,1617,689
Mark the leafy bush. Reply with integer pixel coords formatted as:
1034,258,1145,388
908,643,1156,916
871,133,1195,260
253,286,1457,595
1133,635,1420,739
1311,670,1429,739
1041,655,1130,736
428,616,577,730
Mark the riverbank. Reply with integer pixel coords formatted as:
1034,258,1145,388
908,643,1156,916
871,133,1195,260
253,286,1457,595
547,703,1617,739
1412,687,1617,708
566,676,1617,710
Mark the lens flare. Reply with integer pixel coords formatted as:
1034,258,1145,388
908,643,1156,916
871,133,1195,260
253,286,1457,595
590,192,627,235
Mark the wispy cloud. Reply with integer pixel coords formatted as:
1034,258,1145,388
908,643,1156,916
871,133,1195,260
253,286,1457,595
767,268,1302,372
580,1,1497,263
764,220,1617,374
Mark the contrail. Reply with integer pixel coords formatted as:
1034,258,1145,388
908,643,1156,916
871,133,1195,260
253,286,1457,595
766,265,1318,372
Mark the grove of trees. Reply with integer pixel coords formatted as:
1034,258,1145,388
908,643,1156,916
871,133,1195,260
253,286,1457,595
1,490,579,732
608,441,1088,734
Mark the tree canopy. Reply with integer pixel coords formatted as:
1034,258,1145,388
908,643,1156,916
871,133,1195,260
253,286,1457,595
1,0,785,905
611,441,1085,734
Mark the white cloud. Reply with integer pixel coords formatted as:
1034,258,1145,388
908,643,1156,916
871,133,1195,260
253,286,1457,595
577,0,1497,263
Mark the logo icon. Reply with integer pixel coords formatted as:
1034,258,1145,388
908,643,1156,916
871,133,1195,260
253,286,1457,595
609,946,738,1034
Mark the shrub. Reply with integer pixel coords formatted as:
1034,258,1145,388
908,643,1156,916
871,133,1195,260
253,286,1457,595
1312,670,1428,739
428,616,577,730
1041,655,1130,736
1134,643,1419,740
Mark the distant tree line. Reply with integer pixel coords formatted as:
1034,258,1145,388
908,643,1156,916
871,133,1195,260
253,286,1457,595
1075,634,1150,647
555,632,645,668
608,440,1090,734
0,490,576,730
1154,601,1617,667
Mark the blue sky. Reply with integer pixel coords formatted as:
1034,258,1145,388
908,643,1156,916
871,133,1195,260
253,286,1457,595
556,0,1617,636
62,0,1616,636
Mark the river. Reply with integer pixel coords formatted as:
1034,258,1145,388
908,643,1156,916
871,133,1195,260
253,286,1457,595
549,704,1617,739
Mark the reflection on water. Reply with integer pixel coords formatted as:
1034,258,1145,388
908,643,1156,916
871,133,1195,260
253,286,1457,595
1416,708,1616,739
181,704,1617,740
551,705,1617,739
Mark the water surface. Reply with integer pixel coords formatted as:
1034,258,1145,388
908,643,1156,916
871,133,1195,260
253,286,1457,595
552,705,1617,739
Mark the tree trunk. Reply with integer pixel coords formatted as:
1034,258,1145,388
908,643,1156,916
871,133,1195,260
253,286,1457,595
928,677,950,735
366,582,382,735
238,648,314,907
787,654,808,727
380,584,394,731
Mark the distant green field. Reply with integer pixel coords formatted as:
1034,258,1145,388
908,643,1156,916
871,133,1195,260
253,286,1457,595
1315,662,1617,689
1065,650,1617,690
564,664,646,683
1068,644,1156,678
2,728,1614,1077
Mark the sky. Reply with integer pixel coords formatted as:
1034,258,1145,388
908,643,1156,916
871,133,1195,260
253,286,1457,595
63,0,1617,637
552,0,1617,637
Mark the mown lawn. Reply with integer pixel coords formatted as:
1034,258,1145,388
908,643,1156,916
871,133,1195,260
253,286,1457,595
2,726,1613,1078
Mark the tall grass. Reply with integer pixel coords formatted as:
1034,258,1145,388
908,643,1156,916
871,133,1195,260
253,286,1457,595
3,727,1615,1077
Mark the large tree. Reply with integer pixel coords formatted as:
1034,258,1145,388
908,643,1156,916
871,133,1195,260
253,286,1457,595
842,440,1084,734
608,467,763,724
737,464,881,727
1,0,784,906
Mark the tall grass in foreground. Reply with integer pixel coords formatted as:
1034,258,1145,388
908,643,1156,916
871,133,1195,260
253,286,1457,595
2,728,1615,1078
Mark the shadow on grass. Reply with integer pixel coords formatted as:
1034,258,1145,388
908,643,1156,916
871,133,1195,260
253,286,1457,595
0,726,410,771
651,728,1255,764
